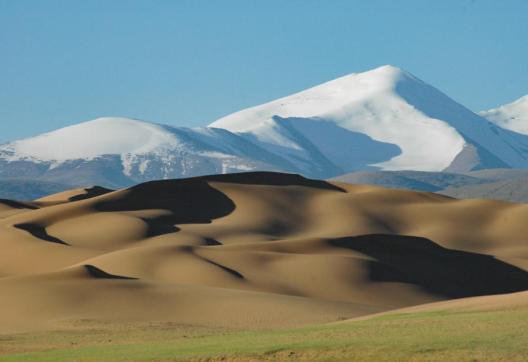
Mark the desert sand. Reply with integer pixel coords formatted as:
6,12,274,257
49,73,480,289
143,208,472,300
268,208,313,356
1,172,527,333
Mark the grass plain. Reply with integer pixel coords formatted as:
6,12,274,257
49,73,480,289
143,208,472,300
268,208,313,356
2,306,527,361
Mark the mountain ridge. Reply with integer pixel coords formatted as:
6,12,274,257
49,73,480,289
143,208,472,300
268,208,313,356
1,65,527,192
211,65,528,172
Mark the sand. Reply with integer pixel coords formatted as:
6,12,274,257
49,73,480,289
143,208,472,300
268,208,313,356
0,172,527,333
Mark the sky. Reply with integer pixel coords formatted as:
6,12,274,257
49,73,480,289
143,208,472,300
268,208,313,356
0,0,527,142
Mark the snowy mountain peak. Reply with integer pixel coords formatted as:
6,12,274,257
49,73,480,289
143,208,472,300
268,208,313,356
0,116,300,186
0,117,179,162
338,65,423,91
211,66,404,139
210,65,466,171
211,66,528,172
359,64,415,82
480,95,528,134
210,65,417,133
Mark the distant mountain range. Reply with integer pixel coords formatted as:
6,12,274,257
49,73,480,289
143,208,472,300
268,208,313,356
0,65,526,200
332,169,528,203
0,179,70,201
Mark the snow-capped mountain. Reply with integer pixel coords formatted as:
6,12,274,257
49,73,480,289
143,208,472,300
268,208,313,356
1,65,528,191
0,117,295,187
479,95,528,135
211,65,528,173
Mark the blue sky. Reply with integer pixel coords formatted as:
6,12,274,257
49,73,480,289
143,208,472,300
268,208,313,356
0,0,527,142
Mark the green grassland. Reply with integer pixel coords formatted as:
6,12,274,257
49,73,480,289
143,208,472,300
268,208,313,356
1,308,528,361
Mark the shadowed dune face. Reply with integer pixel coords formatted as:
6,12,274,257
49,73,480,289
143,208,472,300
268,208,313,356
0,199,38,219
329,235,528,298
83,264,138,280
1,171,528,333
94,179,236,237
14,223,68,245
0,199,38,210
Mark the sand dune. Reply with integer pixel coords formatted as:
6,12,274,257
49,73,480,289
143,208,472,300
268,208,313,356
0,172,527,333
394,289,528,314
0,264,372,333
346,289,528,324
